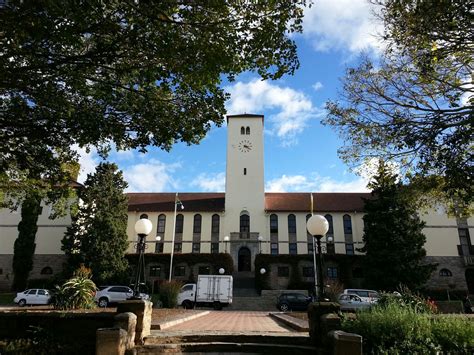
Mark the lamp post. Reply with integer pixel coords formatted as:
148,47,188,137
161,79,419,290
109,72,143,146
133,218,153,299
257,235,263,253
169,193,184,282
306,215,329,300
223,235,230,253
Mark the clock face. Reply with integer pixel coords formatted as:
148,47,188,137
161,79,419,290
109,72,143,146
238,139,252,153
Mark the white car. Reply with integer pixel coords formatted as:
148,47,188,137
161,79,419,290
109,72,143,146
338,293,373,311
14,289,51,307
94,286,149,307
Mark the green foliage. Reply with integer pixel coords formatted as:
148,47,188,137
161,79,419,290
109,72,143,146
1,1,306,199
341,297,474,354
62,163,129,285
361,161,436,291
324,1,473,206
159,281,183,309
12,191,41,291
377,286,436,314
51,266,96,310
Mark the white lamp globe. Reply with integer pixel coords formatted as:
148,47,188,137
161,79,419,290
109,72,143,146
218,268,225,275
260,268,266,275
135,218,153,236
224,236,230,242
155,235,161,242
306,215,329,236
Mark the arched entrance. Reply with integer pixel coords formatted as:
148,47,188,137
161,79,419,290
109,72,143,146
466,269,474,294
238,247,251,272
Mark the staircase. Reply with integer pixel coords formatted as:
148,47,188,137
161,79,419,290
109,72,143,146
229,271,276,311
233,271,258,297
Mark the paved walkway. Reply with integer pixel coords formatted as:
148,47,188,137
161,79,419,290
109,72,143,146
165,311,293,332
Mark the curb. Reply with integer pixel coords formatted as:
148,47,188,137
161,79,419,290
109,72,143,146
269,312,309,332
152,311,210,330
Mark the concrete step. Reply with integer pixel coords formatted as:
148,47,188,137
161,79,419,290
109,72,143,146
233,287,259,297
233,277,255,290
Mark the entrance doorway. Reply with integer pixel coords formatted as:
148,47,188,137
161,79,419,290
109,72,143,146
238,247,251,271
466,269,474,294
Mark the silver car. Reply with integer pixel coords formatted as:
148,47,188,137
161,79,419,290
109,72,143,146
338,293,373,311
95,286,149,307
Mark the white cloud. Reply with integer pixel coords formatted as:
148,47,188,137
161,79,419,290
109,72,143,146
191,172,226,192
302,0,384,54
312,81,323,91
74,145,99,184
266,173,369,192
123,159,180,192
226,79,323,145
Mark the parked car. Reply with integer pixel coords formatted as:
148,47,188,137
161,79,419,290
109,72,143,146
342,289,379,303
94,286,150,307
276,292,313,312
338,293,373,311
14,289,51,307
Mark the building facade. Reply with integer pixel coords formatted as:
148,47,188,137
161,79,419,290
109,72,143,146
1,114,473,293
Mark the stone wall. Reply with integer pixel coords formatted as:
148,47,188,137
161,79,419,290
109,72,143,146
425,256,468,291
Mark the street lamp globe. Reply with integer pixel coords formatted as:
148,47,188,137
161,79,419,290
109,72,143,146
155,235,161,242
257,236,263,242
223,236,230,242
135,218,153,236
260,268,266,275
219,268,225,275
306,215,329,236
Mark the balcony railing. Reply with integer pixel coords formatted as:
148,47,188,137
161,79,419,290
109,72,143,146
230,232,260,240
463,256,474,266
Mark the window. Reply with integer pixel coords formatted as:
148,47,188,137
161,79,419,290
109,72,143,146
174,243,182,253
458,228,471,256
27,289,37,295
270,214,278,234
289,243,297,255
37,289,47,295
302,267,314,277
0,268,2,275
174,266,186,277
149,266,161,277
198,266,210,275
271,243,279,255
343,215,352,234
246,126,250,135
241,126,245,135
278,266,290,277
192,243,200,253
439,268,452,277
211,242,219,254
175,214,184,234
325,214,334,235
244,168,247,175
345,243,354,255
326,241,335,255
211,214,220,234
157,214,166,234
327,267,338,279
288,214,296,234
40,267,53,275
155,242,163,253
307,241,314,254
193,214,202,234
140,214,148,219
109,286,130,293
240,214,250,233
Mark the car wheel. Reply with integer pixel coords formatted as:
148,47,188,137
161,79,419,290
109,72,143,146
182,300,194,309
18,299,26,307
213,301,222,310
279,303,290,312
98,298,109,308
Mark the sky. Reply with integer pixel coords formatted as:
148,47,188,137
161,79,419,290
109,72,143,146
77,0,386,193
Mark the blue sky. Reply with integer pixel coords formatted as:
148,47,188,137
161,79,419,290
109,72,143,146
77,0,384,193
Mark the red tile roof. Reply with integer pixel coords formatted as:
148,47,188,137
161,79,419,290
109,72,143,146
127,192,372,213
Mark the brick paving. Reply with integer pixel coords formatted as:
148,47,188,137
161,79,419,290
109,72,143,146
166,311,293,332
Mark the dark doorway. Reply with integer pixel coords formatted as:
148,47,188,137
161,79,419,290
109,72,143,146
238,247,251,271
466,269,474,294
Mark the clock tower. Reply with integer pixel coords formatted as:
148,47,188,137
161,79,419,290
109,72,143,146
224,114,266,267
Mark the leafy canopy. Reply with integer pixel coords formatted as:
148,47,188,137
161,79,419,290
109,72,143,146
1,1,306,201
324,0,473,208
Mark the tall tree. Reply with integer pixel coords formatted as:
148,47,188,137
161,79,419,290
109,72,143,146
1,1,306,200
324,0,473,209
361,160,436,291
62,162,129,284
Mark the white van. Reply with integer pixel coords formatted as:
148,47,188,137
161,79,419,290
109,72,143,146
343,289,379,303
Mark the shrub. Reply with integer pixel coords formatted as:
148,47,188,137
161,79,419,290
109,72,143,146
51,266,96,310
325,280,345,302
431,316,474,353
159,280,182,308
377,285,436,314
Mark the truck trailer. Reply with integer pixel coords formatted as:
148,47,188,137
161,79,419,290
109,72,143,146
177,275,233,310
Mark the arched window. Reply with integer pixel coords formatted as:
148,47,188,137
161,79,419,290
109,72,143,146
343,214,352,234
288,214,297,234
193,214,202,234
246,126,250,135
240,213,250,233
157,214,166,234
439,268,452,277
325,214,334,235
40,267,53,275
343,214,354,255
270,214,278,234
241,126,245,135
175,214,184,234
139,214,148,219
211,214,220,234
